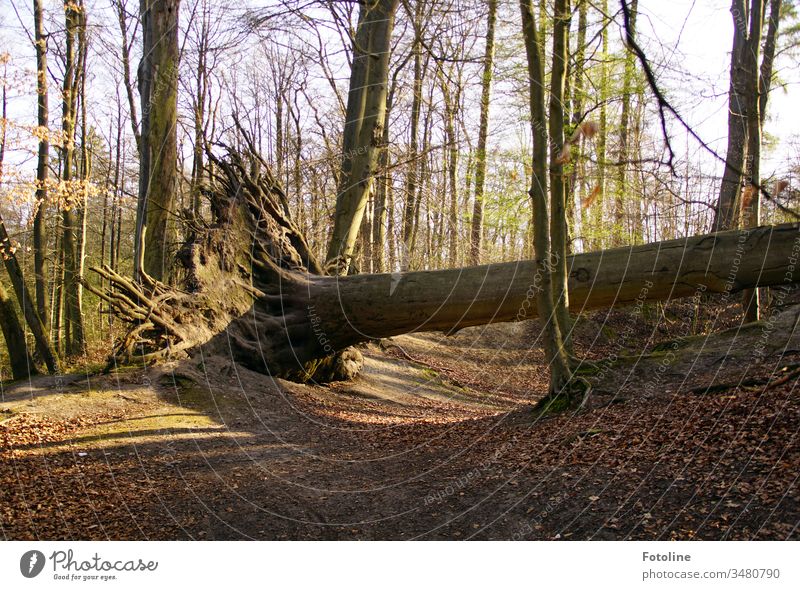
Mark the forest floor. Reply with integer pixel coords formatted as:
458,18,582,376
1,298,798,540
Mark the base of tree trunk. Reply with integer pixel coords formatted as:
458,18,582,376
532,376,591,416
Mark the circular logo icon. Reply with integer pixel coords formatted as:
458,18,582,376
20,550,46,578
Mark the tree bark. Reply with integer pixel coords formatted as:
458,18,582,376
33,0,49,325
520,0,573,403
469,0,497,265
741,0,765,321
568,0,588,246
0,218,59,374
759,0,781,127
714,0,763,232
742,0,782,321
549,0,573,351
135,0,180,282
401,3,425,271
616,0,638,246
593,0,609,251
327,0,399,275
439,64,461,267
61,0,86,357
114,0,141,152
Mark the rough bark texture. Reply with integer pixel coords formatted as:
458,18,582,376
401,3,425,270
741,0,765,322
135,0,180,281
714,0,763,232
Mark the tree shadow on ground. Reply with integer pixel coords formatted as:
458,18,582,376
1,307,799,540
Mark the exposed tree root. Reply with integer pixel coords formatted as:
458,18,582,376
84,147,361,382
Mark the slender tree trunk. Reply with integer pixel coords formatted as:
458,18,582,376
33,0,50,326
594,0,609,251
439,67,460,267
759,0,781,127
569,0,587,249
76,18,89,339
0,218,58,374
190,4,209,222
401,7,424,271
548,0,573,352
616,0,638,246
520,0,573,403
741,0,765,321
114,0,141,151
745,0,782,321
373,95,393,274
469,0,498,265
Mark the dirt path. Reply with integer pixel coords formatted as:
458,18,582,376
1,310,798,540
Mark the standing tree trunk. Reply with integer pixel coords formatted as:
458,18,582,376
714,0,762,232
759,0,781,128
568,0,588,247
113,0,141,151
326,0,400,275
741,0,765,321
134,0,180,282
60,0,86,357
469,0,497,265
33,0,50,325
373,70,401,274
439,64,461,267
593,0,610,252
401,3,425,271
616,0,638,246
548,0,573,352
742,0,782,321
519,0,574,408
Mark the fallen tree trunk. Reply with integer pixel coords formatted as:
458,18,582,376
307,221,800,343
88,147,800,382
